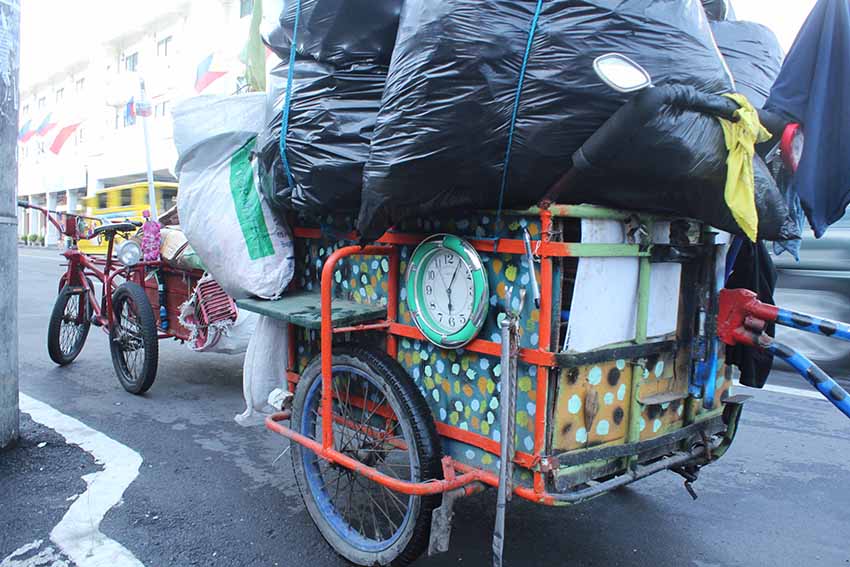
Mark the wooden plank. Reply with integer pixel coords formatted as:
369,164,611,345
236,291,386,330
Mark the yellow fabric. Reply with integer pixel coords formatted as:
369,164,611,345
718,93,772,242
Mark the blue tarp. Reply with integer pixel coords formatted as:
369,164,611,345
766,0,850,238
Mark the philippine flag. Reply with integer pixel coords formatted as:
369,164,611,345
18,119,33,142
195,54,227,93
50,123,81,155
36,113,57,137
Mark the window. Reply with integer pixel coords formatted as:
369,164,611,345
160,188,178,211
75,127,84,146
119,189,132,207
22,104,29,117
75,78,85,93
97,193,107,209
157,36,172,57
240,0,253,18
125,52,138,72
154,100,168,118
55,88,64,103
37,97,46,109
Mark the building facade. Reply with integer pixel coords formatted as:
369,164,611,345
17,0,265,245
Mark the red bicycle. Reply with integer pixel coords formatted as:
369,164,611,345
20,200,241,395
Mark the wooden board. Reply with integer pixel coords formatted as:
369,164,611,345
236,290,386,330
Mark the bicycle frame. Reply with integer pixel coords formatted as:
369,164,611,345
19,201,157,333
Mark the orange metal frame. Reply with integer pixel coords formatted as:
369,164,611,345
266,209,580,504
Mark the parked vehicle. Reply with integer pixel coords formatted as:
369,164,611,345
77,182,178,255
773,211,850,372
19,200,234,394
236,55,847,566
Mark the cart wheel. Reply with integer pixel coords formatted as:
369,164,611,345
109,282,159,394
290,346,441,567
47,284,92,365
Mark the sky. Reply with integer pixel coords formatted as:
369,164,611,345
19,0,819,90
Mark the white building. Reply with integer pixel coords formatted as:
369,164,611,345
17,0,270,245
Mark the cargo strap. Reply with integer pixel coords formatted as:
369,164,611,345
495,0,544,229
279,0,303,189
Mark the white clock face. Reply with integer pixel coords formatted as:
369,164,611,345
422,249,475,334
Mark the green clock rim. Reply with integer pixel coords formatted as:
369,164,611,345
406,235,489,348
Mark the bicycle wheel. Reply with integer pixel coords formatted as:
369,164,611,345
109,282,159,394
290,346,442,567
47,285,92,365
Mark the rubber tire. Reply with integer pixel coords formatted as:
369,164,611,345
47,285,92,365
290,346,442,567
109,282,159,394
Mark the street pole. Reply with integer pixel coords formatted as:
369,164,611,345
0,0,20,450
138,78,157,220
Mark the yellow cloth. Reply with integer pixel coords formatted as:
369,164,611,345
718,93,772,242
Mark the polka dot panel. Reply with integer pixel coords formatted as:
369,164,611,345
552,361,633,452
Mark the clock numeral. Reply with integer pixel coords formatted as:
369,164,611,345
449,317,456,328
428,270,435,280
437,313,443,322
425,285,433,296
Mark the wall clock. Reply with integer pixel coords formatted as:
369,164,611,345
406,234,489,349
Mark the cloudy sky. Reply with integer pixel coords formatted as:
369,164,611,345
19,0,818,89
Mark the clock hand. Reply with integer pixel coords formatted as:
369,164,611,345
447,263,460,313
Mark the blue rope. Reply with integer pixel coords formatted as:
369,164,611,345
279,0,302,189
496,0,544,227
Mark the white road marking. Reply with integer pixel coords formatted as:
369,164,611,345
735,380,825,401
1,540,70,567
19,394,145,567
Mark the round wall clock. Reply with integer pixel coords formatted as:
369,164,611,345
406,234,489,349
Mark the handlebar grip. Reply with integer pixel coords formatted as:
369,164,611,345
17,200,29,208
665,84,740,122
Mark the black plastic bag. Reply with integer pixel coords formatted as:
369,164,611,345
268,0,402,67
358,0,735,239
701,0,736,21
257,60,385,215
712,20,783,108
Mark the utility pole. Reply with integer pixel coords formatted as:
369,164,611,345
0,0,20,450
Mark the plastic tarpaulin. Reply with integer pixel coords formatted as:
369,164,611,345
701,0,735,21
257,60,385,215
766,0,850,238
358,0,795,241
268,0,402,67
711,20,783,108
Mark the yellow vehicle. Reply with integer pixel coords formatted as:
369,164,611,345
78,182,178,254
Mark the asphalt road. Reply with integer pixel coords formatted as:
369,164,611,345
6,246,850,567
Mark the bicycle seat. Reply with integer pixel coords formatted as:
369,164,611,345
91,222,140,238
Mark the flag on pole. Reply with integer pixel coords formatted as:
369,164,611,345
195,54,227,93
50,123,81,155
125,97,136,123
135,98,152,117
18,119,33,142
36,113,57,137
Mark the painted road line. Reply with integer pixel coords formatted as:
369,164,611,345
20,394,145,567
734,380,825,401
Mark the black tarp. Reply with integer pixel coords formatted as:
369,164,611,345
711,20,783,108
767,0,850,238
257,60,385,215
701,0,736,21
267,0,402,67
358,0,796,241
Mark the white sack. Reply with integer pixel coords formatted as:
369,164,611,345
174,94,294,299
235,315,290,426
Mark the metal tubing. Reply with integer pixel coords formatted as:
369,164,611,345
767,340,850,419
533,208,554,494
635,257,651,344
267,412,483,496
320,245,396,449
493,318,518,567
